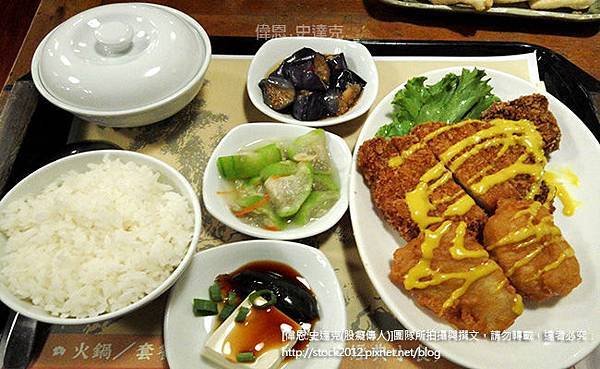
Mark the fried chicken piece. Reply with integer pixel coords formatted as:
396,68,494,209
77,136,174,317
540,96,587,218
483,199,581,301
390,221,522,333
411,120,549,213
357,136,403,187
357,137,487,241
481,94,561,154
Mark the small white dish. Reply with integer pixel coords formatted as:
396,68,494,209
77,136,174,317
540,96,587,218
203,123,351,240
0,150,202,325
31,3,211,127
164,239,345,369
247,37,378,127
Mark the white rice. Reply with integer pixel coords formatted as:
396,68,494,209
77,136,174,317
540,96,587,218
0,158,194,318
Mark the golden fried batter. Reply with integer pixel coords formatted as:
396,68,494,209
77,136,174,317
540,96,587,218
481,94,561,154
483,199,581,301
411,119,550,212
357,137,487,240
391,221,522,333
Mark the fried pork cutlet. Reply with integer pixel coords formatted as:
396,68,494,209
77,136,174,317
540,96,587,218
390,221,522,333
483,199,581,301
411,119,550,213
481,94,561,154
357,136,487,241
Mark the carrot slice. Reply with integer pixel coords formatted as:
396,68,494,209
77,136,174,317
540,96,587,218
233,194,270,217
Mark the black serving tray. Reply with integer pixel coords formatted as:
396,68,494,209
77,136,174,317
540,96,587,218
0,36,599,330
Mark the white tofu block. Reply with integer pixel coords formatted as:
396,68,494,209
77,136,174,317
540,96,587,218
202,294,299,369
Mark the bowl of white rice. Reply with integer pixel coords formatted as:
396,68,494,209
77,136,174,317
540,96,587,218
0,150,201,324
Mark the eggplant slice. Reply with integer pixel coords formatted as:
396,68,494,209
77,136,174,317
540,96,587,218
292,90,327,121
278,48,330,91
325,53,348,83
259,76,296,111
260,48,367,120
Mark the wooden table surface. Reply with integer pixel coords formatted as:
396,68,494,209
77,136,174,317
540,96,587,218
3,0,599,96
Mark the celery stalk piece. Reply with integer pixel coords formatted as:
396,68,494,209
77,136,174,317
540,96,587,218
217,144,282,180
292,191,339,226
264,162,313,218
287,129,332,174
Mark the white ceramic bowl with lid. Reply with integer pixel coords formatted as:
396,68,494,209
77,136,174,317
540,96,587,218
31,3,211,127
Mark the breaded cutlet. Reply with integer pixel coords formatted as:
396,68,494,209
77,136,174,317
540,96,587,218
390,221,522,333
483,199,581,301
481,94,561,154
357,136,487,241
411,120,550,213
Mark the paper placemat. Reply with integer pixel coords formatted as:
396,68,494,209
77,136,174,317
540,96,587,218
31,52,541,369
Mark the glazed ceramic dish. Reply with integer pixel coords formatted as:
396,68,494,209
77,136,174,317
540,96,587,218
203,123,352,240
349,67,600,369
247,37,379,127
0,150,202,325
31,3,211,127
164,239,346,369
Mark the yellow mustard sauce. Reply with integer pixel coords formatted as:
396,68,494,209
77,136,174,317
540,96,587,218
471,155,542,198
436,119,546,199
493,201,575,282
494,279,507,292
391,119,548,230
542,168,581,216
506,245,544,277
527,247,575,282
405,163,447,229
404,221,498,310
489,216,561,250
388,142,426,168
512,294,524,315
513,201,542,219
432,191,462,206
443,194,475,217
449,222,488,260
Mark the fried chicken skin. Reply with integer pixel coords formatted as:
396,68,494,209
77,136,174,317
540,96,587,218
391,221,522,333
483,199,581,301
481,94,561,154
357,136,487,240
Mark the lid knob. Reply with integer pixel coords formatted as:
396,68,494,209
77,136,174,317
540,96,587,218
94,21,133,55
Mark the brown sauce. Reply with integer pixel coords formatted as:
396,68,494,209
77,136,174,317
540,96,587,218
215,260,319,363
224,306,300,362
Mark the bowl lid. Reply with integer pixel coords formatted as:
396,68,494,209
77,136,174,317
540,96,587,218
34,3,205,112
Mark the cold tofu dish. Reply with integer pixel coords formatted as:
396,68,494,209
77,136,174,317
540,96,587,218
259,48,366,121
217,129,339,231
358,69,581,333
194,261,319,368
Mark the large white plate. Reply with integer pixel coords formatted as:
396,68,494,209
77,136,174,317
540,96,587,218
349,67,600,369
164,240,346,369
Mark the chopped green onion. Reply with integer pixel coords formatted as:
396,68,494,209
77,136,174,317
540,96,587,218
248,290,277,309
236,352,256,363
219,303,236,321
193,299,218,316
235,306,250,323
226,291,239,306
209,283,223,302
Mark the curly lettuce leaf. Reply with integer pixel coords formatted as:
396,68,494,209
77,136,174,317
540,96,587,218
376,68,499,138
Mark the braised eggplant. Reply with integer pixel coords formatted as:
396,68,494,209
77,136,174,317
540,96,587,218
325,53,348,82
292,90,326,121
259,48,367,121
278,48,329,91
333,69,367,90
323,84,363,116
